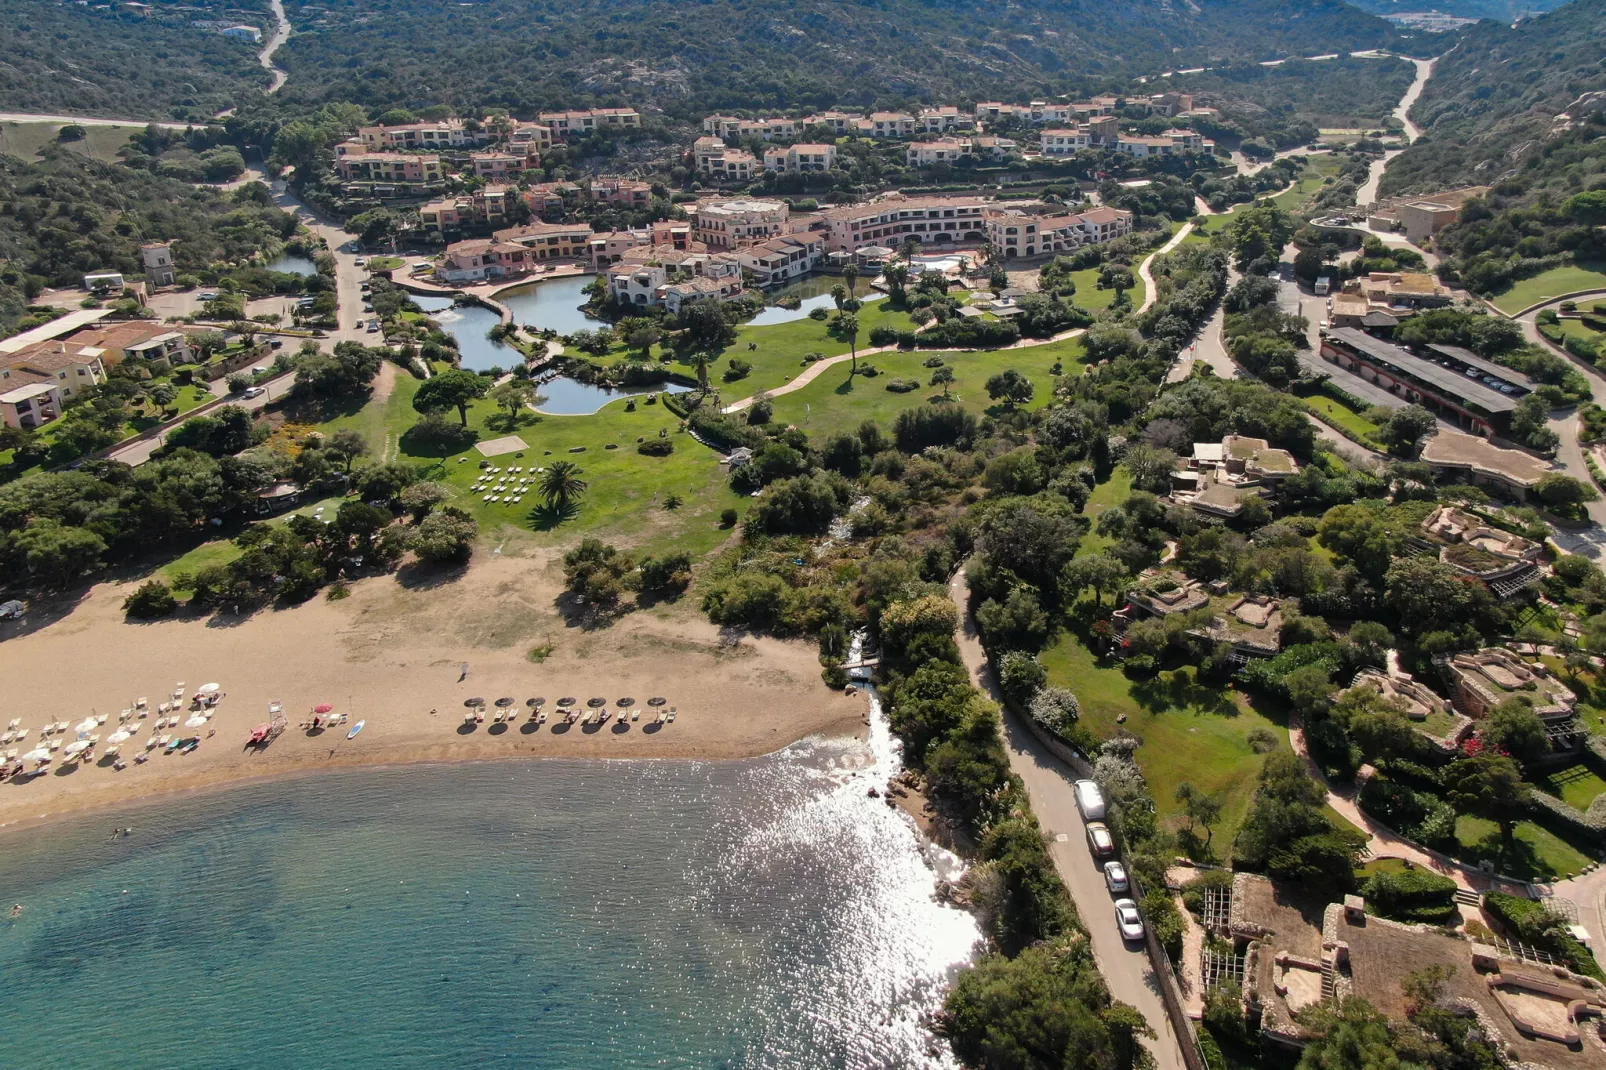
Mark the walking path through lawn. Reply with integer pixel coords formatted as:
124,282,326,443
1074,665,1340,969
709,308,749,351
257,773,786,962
720,328,1086,413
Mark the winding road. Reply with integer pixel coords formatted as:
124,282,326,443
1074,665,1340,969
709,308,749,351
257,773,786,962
260,0,292,94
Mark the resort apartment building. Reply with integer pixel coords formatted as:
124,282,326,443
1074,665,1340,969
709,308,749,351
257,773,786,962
467,151,538,181
335,150,445,185
693,138,760,182
437,240,538,284
983,205,1134,258
737,235,825,287
538,108,641,137
508,124,554,152
801,111,861,135
521,178,653,217
918,106,976,133
588,220,694,267
419,186,513,232
357,119,492,152
63,321,192,366
1040,128,1093,156
1114,130,1211,158
764,143,837,173
818,194,992,252
608,258,745,315
0,340,109,430
904,136,1016,167
693,198,792,250
864,112,918,138
702,115,799,141
492,221,595,261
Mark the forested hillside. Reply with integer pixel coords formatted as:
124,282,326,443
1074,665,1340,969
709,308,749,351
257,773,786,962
0,148,298,334
1381,0,1606,195
275,0,1400,117
1169,55,1418,149
0,0,271,121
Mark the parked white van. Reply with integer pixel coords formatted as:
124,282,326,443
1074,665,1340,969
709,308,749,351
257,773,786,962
1074,779,1107,822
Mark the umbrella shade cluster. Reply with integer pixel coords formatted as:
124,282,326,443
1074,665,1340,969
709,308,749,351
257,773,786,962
526,698,545,708
617,697,635,708
464,697,485,708
647,697,667,707
557,697,576,708
586,697,607,709
494,697,516,708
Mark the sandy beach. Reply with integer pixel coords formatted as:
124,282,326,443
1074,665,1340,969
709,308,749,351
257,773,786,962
0,552,866,828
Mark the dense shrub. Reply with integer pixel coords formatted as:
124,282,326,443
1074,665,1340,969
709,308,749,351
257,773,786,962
1361,867,1458,924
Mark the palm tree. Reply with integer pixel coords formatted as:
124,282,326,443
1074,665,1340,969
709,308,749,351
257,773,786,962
842,263,859,297
839,311,860,378
830,283,847,311
883,262,909,305
539,461,588,512
693,351,711,391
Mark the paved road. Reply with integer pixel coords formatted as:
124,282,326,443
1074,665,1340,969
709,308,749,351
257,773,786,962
947,569,1188,1070
106,372,298,465
260,0,292,93
1355,56,1434,206
1137,222,1197,315
1515,292,1606,547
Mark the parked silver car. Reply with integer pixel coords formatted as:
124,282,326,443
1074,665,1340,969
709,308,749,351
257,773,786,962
1114,898,1144,942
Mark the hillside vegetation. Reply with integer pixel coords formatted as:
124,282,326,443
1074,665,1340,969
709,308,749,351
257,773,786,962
1382,0,1606,195
0,0,271,121
275,0,1400,116
0,148,298,334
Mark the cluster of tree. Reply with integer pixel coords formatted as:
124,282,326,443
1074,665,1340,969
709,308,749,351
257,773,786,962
0,149,298,334
1234,749,1368,888
560,537,691,613
0,0,269,120
1221,273,1307,388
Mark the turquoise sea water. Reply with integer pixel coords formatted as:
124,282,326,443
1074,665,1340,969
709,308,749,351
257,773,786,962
0,729,978,1069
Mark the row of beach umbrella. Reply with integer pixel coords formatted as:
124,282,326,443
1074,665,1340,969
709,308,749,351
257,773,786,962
461,696,666,709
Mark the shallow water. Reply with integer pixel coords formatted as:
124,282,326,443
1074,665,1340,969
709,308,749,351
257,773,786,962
0,719,978,1069
746,287,885,328
499,275,608,336
535,377,693,416
422,300,520,372
265,254,318,277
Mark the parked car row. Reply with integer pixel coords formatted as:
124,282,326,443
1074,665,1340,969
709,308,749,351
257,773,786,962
1076,779,1145,943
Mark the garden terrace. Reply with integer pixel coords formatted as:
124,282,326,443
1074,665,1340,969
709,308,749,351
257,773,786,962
1228,874,1328,1048
1333,908,1606,1070
1201,594,1285,657
1341,668,1470,753
1438,649,1578,722
1123,570,1209,617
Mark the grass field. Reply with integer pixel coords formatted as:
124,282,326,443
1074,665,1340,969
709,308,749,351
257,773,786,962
1067,268,1140,313
1303,394,1387,450
1453,815,1593,882
157,493,351,582
1270,155,1347,216
1039,631,1289,857
317,367,745,557
1074,468,1133,560
0,121,137,163
762,336,1086,441
1555,317,1606,346
711,297,920,399
1491,261,1606,314
1538,762,1606,812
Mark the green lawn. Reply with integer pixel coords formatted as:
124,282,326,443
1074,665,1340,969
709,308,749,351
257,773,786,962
762,337,1086,441
1453,815,1593,882
1269,155,1346,216
711,297,920,399
0,121,136,162
1038,631,1290,856
1067,268,1141,313
1555,317,1606,345
319,368,746,557
1303,394,1387,450
156,493,351,582
1538,762,1606,812
1074,468,1133,560
1491,261,1606,314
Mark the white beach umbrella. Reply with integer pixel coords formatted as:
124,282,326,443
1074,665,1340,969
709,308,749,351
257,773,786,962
64,739,92,756
197,683,221,694
75,718,98,735
184,714,208,728
106,730,132,745
21,748,50,763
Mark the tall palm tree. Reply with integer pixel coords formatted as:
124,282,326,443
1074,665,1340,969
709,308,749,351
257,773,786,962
830,283,847,311
839,311,860,378
842,263,859,297
693,351,710,391
539,461,588,512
